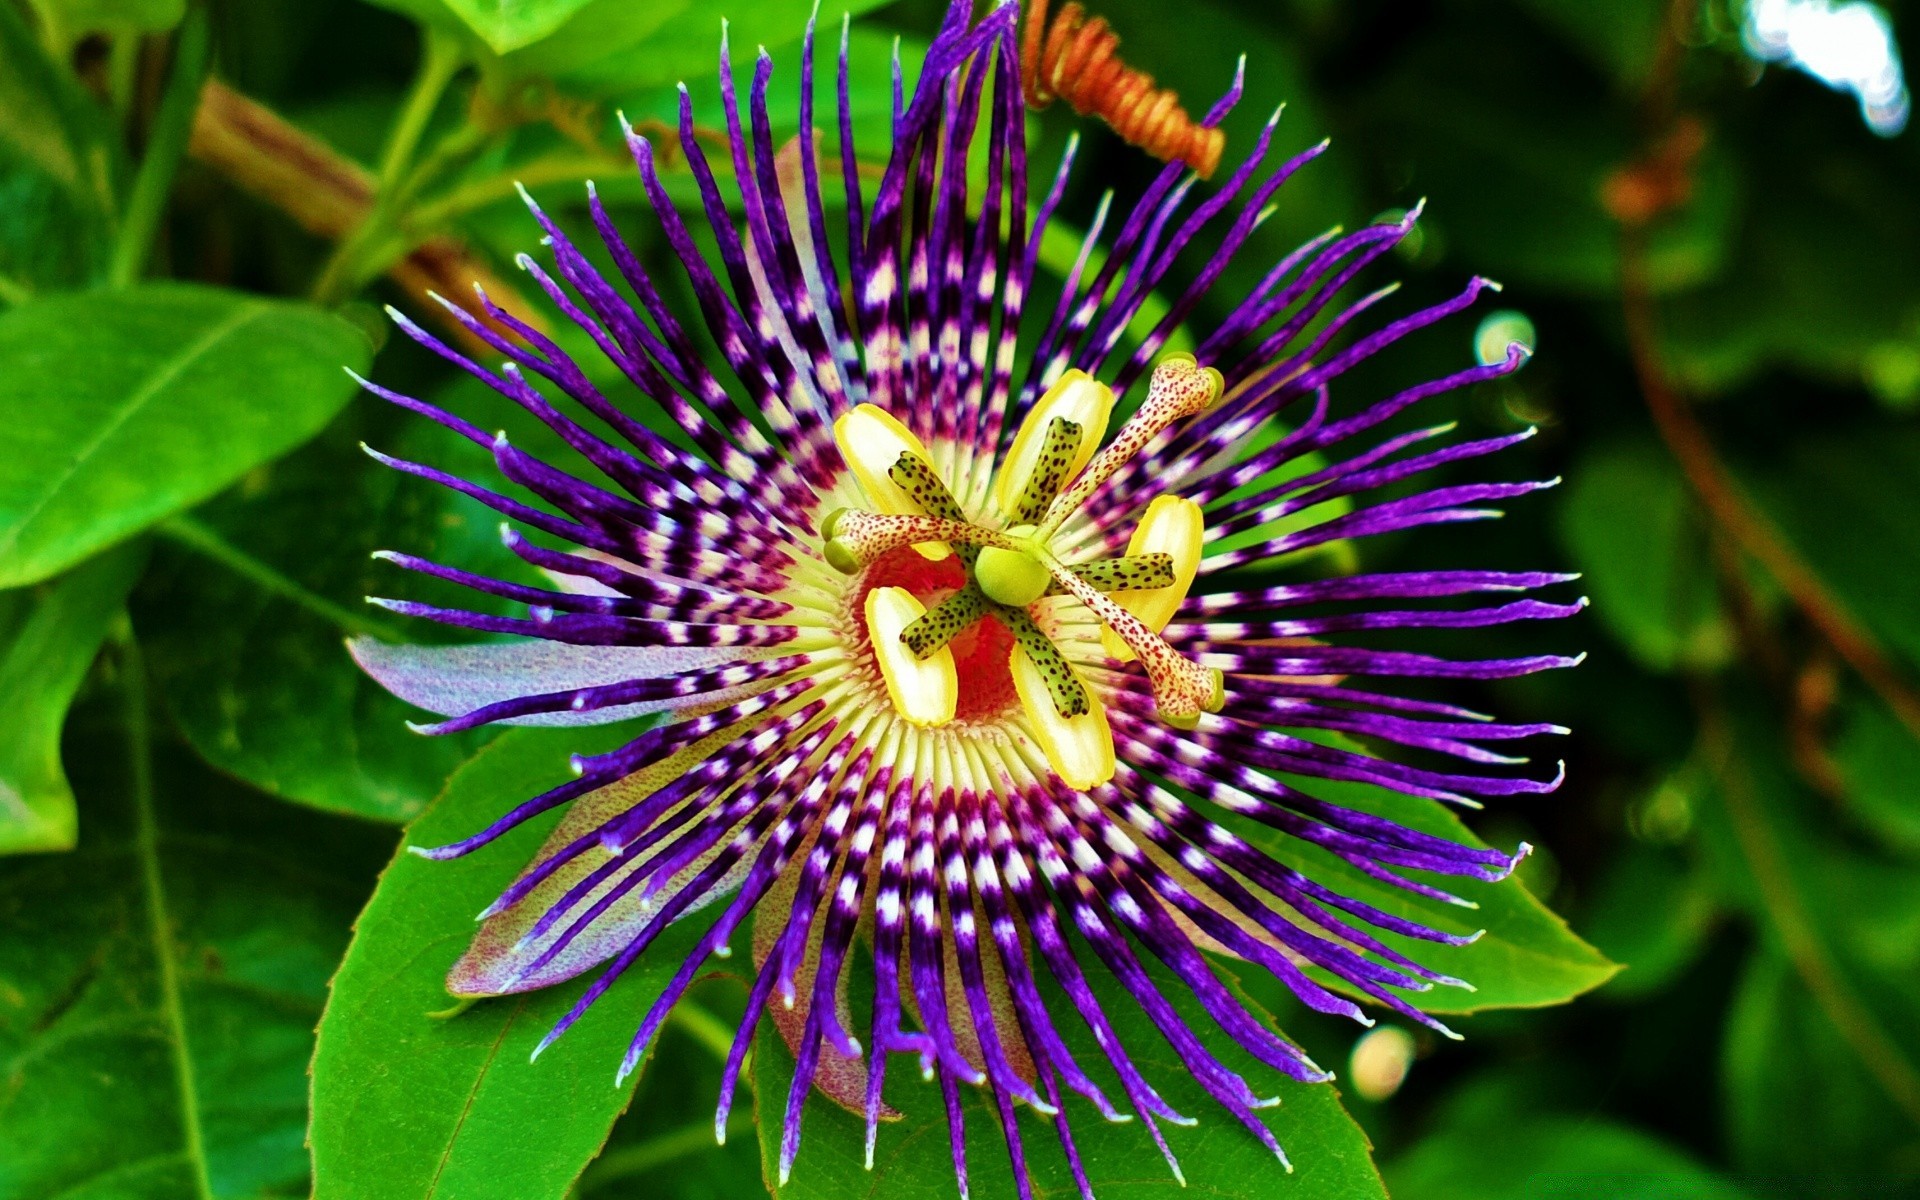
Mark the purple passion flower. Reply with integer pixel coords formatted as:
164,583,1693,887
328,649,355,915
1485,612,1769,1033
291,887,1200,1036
351,1,1580,1194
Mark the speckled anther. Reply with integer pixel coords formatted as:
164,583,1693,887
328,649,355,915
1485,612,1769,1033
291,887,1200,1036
1009,417,1084,525
1057,553,1177,594
1101,495,1205,662
994,369,1113,521
833,403,951,559
1001,606,1091,719
900,586,990,659
822,511,1016,572
1009,641,1115,790
1039,353,1225,535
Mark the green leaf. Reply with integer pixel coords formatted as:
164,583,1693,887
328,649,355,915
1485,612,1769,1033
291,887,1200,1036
1386,1106,1755,1200
1723,948,1920,1191
515,0,895,97
0,284,372,589
310,726,717,1200
0,0,119,201
1356,18,1736,296
486,0,692,85
0,702,392,1198
1232,767,1619,1015
1693,699,1920,1173
444,0,601,54
1557,440,1730,672
361,0,602,54
129,377,552,823
0,542,144,855
759,953,1387,1200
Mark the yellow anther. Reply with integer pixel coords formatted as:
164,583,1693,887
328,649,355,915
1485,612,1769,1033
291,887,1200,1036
865,587,958,728
832,403,950,560
1101,495,1205,662
994,370,1114,520
1010,642,1115,790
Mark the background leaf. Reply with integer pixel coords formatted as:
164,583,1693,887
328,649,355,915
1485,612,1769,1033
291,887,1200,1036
0,542,144,855
129,376,549,824
0,697,391,1198
0,284,371,589
1557,440,1730,673
1385,1077,1755,1200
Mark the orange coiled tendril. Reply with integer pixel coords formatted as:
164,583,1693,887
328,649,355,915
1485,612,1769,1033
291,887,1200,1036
1020,0,1225,178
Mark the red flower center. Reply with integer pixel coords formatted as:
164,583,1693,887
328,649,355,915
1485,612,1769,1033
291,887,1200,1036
853,545,1019,723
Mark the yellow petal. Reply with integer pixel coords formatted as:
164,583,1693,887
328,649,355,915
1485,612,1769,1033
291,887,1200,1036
1101,494,1205,663
993,370,1114,520
866,587,957,727
1010,642,1115,790
832,403,949,560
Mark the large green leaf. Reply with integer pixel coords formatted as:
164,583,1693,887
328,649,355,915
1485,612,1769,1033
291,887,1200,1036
759,953,1387,1200
0,284,371,589
130,376,550,824
0,543,144,855
522,0,896,97
309,726,718,1200
1557,441,1730,673
1234,766,1619,1015
0,701,392,1198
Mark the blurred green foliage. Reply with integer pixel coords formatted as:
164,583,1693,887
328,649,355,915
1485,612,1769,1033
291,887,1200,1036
0,0,1917,1197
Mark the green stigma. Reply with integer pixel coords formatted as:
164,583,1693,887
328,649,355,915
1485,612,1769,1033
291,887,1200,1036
976,526,1051,608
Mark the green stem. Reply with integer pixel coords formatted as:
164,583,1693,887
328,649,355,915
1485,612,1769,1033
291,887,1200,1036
309,29,463,304
576,1118,750,1192
668,1000,736,1064
117,623,217,1200
406,152,621,232
156,514,397,639
107,28,141,123
108,5,211,288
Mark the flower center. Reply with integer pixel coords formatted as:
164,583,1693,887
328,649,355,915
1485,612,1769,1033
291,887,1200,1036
849,545,1018,723
825,353,1228,785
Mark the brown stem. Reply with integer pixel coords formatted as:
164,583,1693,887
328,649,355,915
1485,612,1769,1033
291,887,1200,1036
1613,0,1920,743
1621,228,1920,744
186,78,545,351
1697,692,1920,1129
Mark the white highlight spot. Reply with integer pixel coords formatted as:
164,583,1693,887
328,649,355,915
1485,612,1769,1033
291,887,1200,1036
1746,0,1909,134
